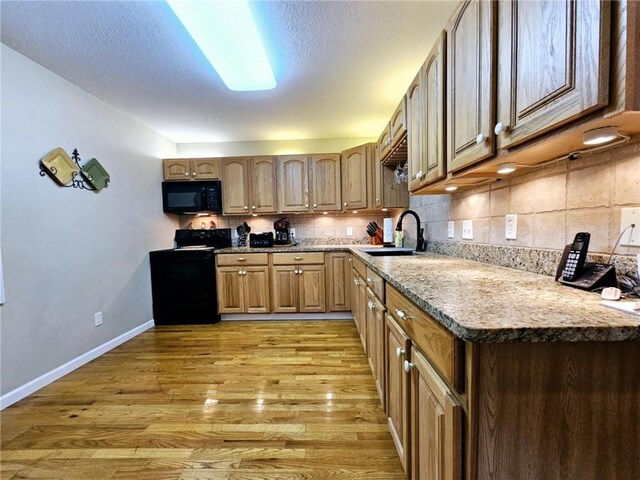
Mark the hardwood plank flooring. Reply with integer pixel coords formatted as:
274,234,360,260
1,321,405,479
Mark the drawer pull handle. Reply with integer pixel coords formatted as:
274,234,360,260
238,258,246,261
294,256,303,260
396,347,405,358
403,360,413,373
395,309,407,320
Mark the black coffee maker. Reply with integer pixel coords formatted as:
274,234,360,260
274,217,291,245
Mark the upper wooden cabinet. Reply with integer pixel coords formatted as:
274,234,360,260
164,158,220,181
377,126,392,161
409,31,447,191
495,0,611,150
341,143,371,210
221,157,277,215
389,97,407,148
447,0,496,173
278,155,309,213
310,154,342,212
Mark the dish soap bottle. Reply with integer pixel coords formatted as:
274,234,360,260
394,230,403,248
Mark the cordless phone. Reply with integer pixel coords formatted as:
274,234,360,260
562,232,590,281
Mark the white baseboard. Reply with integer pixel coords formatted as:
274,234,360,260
221,312,353,321
0,319,155,410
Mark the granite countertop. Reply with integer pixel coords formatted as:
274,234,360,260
216,245,640,343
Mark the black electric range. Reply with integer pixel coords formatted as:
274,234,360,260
149,229,231,325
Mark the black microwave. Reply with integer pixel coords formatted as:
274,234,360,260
162,180,222,214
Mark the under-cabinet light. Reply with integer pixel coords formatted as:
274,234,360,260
497,162,517,174
445,185,458,192
323,212,328,215
381,208,388,212
352,210,358,214
582,127,618,146
167,0,276,91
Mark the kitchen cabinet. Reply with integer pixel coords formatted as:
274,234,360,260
494,0,610,150
164,158,219,181
278,155,310,213
351,270,368,353
407,70,423,191
341,143,371,210
408,346,462,480
271,253,325,313
217,254,270,313
446,0,496,173
366,287,385,409
377,126,392,162
411,31,447,191
326,252,351,312
372,147,410,209
221,157,277,215
310,154,342,212
386,314,411,474
390,97,407,148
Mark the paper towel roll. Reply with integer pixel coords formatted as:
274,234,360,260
383,218,394,243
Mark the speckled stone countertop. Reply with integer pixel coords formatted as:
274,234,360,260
216,246,640,343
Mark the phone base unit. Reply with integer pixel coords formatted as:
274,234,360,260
557,262,617,291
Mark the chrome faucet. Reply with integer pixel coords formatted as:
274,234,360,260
395,210,426,252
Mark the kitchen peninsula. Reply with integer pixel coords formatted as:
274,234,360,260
216,245,640,479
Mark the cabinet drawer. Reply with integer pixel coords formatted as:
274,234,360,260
217,253,269,266
351,255,367,278
272,252,325,265
386,284,463,391
365,267,384,301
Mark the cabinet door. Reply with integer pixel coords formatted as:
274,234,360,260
271,265,298,313
357,276,368,352
326,252,351,312
410,347,462,480
298,265,326,313
310,154,341,212
351,265,361,334
495,0,610,149
278,155,310,212
378,126,392,161
386,314,411,474
390,97,407,147
407,71,424,191
372,146,383,208
250,156,278,213
341,144,369,210
191,158,220,180
447,0,496,173
367,291,386,409
164,159,191,181
216,267,244,313
221,157,250,215
421,31,447,186
244,267,270,313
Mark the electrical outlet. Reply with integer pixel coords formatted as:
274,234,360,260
290,228,296,237
505,214,517,240
620,208,640,246
94,311,103,327
447,221,454,238
346,227,353,236
462,220,473,240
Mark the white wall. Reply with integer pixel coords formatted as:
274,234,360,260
0,46,178,396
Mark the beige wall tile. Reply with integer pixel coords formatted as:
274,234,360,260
567,162,614,209
533,174,566,212
457,191,490,219
514,213,534,247
566,208,610,254
533,211,567,249
489,216,508,245
510,180,536,214
490,187,511,217
473,218,490,244
613,153,640,205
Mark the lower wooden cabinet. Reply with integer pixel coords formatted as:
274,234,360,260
366,288,385,409
326,252,351,311
216,266,270,313
272,264,326,313
409,346,462,480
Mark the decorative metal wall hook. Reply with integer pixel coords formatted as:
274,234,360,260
39,148,110,191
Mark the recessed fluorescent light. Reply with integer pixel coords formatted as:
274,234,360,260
167,0,276,91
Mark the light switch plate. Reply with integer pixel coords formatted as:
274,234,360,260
290,228,296,237
505,214,517,240
447,221,454,238
462,220,473,240
620,208,640,246
346,227,353,236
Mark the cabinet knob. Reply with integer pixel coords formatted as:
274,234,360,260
244,206,249,210
294,269,299,275
494,122,508,135
305,204,309,208
395,347,405,358
192,172,197,176
184,172,189,176
476,133,487,145
367,301,374,310
366,277,372,283
417,170,423,179
403,360,413,373
298,269,303,275
395,309,407,320
344,202,348,207
238,257,246,261
252,205,256,210
313,203,317,208
348,258,353,263
294,256,303,260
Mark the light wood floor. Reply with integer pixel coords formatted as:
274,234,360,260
1,320,405,479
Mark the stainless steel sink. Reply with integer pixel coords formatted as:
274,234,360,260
359,248,414,257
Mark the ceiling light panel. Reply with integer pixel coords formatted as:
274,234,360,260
167,0,277,91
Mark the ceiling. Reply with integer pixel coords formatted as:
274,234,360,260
1,1,458,144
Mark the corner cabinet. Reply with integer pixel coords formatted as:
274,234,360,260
447,0,496,173
164,158,220,181
494,0,611,149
